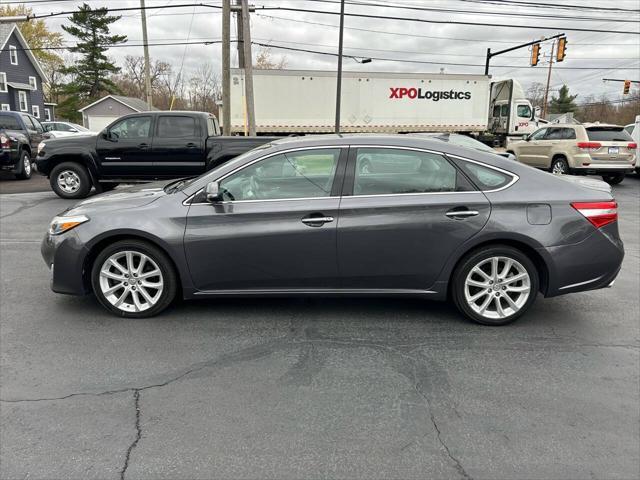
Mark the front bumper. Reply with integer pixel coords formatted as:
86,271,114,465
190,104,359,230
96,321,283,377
41,230,91,295
541,223,624,297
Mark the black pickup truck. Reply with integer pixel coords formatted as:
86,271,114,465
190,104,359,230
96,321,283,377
36,111,278,198
1,111,50,180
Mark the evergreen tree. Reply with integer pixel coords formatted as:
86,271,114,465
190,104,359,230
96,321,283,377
549,84,578,114
61,3,126,101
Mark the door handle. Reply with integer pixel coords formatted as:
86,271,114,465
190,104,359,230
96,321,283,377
446,209,479,219
186,142,198,148
301,215,334,226
138,143,150,149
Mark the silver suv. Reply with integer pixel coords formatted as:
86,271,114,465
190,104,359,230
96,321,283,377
508,123,637,185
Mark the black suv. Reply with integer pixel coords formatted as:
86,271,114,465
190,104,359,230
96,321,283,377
0,111,49,180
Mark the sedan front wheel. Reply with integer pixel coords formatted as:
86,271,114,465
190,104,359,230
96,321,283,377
452,245,539,325
91,240,177,318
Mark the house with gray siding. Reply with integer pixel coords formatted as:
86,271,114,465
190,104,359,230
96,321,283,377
0,23,51,121
79,95,156,131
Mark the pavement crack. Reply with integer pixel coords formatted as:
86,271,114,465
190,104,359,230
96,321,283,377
120,389,142,480
429,408,472,480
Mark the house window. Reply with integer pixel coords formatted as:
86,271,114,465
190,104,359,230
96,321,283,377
29,76,37,91
1,104,10,111
18,91,28,112
32,105,40,118
9,46,18,65
0,73,6,93
44,108,51,121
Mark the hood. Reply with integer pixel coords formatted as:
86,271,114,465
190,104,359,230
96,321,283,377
554,174,612,194
43,133,98,148
63,180,181,216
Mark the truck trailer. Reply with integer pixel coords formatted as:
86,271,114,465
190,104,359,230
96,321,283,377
226,69,542,144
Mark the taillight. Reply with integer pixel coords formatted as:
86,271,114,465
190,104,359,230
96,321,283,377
577,142,601,152
571,201,617,229
0,134,9,148
628,142,637,150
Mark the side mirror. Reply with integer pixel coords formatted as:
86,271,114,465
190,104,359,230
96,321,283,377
205,181,222,202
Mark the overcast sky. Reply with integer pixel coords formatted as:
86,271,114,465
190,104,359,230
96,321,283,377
24,0,640,103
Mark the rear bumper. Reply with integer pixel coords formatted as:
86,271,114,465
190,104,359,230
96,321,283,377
0,149,20,172
541,224,624,297
572,164,635,174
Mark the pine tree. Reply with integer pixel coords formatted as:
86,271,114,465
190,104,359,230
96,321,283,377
61,3,126,100
549,84,578,114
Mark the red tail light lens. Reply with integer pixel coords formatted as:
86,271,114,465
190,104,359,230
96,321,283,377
571,201,617,229
0,134,9,148
577,142,602,152
628,142,637,150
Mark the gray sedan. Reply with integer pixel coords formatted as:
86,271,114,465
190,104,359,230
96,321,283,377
41,135,624,325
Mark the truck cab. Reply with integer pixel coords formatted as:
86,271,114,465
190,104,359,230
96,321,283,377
488,79,541,146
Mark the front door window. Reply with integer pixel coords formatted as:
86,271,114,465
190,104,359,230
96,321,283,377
219,149,341,201
109,116,151,140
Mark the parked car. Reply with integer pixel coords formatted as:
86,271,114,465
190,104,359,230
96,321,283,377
43,121,91,137
624,116,639,174
36,111,279,199
508,123,636,185
42,135,624,326
0,111,49,179
414,133,517,160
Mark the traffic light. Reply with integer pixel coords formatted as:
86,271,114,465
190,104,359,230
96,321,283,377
530,43,540,67
623,80,631,95
556,37,567,62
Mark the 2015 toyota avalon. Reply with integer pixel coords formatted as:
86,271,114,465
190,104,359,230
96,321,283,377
41,135,624,325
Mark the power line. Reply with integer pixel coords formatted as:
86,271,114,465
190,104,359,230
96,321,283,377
305,0,640,23
460,0,640,14
251,41,640,70
255,5,640,35
255,13,637,46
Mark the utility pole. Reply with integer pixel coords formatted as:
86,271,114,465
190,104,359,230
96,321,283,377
222,0,231,135
139,0,153,109
235,0,245,68
542,40,555,119
240,0,256,136
335,0,345,134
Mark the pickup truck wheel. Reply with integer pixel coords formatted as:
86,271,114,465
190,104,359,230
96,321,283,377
15,151,32,180
50,162,92,199
602,173,625,185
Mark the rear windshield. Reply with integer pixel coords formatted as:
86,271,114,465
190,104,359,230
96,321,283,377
586,128,633,142
0,114,21,130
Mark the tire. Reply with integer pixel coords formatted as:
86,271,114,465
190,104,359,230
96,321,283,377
50,162,92,199
99,182,118,192
602,172,625,185
550,157,570,175
451,245,539,326
15,150,32,180
91,239,178,318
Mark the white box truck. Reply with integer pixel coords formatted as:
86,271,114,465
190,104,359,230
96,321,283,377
227,69,542,144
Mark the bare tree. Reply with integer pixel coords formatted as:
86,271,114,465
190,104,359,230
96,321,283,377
187,64,221,114
526,82,546,111
254,47,287,69
112,55,172,102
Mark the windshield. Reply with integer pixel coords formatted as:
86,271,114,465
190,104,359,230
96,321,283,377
71,123,89,132
174,142,275,192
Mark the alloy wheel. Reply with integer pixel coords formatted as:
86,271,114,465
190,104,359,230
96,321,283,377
57,170,81,194
98,250,164,313
464,256,531,320
23,156,31,176
552,161,567,174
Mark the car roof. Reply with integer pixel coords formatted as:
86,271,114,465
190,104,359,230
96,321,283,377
582,122,623,129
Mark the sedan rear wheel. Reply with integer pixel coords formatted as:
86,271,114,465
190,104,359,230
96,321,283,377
452,246,539,325
91,240,177,318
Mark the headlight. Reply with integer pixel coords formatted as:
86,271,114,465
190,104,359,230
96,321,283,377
48,215,89,235
37,141,46,154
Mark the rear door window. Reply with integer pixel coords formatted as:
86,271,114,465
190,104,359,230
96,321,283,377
353,148,473,195
586,128,633,142
157,116,198,138
561,128,576,139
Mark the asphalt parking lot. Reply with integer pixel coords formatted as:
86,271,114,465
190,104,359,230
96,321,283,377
1,176,638,479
